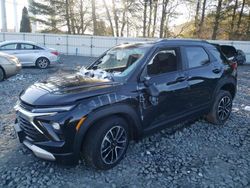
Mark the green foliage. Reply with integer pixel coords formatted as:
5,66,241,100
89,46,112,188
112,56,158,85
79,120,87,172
20,7,32,33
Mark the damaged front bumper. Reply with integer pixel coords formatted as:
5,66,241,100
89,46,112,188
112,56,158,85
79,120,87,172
14,104,78,165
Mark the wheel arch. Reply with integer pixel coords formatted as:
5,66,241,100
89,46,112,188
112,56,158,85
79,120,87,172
0,65,6,80
73,103,143,159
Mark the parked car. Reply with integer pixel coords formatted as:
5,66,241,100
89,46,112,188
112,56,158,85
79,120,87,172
14,39,237,170
235,49,246,65
0,40,59,69
218,44,246,65
0,52,21,81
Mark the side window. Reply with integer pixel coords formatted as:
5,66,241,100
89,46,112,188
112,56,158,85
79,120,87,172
147,49,178,76
34,45,43,50
185,47,209,68
21,43,34,50
209,48,227,63
0,43,17,50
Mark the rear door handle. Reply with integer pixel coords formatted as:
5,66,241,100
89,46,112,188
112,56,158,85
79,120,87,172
212,67,222,74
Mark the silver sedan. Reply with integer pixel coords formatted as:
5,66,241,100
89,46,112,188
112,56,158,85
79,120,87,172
0,52,22,81
0,40,60,69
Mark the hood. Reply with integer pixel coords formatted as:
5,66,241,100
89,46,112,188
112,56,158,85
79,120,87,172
20,74,120,106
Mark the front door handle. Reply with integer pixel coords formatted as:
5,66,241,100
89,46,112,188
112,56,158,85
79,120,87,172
176,76,187,82
167,76,187,85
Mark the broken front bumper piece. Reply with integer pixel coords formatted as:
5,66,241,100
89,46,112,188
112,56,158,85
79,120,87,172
14,123,55,161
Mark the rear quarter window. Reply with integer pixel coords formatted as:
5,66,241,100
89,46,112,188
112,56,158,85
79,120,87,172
209,48,228,64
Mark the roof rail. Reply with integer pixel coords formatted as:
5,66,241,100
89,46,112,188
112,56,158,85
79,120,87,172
156,38,209,44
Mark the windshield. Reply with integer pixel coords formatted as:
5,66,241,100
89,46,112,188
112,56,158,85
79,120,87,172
87,44,150,81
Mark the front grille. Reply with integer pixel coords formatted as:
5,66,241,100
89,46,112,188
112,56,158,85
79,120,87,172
18,116,47,142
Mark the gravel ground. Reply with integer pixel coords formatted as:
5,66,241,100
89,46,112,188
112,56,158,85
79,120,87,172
0,55,250,188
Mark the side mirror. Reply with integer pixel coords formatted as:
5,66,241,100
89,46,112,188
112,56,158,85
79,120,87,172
142,76,159,97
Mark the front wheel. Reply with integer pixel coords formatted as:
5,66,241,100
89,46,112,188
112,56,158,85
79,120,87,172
206,90,232,125
82,116,129,170
36,57,50,69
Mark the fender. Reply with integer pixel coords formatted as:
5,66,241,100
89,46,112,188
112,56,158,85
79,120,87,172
73,103,143,158
212,76,237,102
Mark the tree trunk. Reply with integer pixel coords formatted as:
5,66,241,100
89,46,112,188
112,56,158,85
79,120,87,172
212,0,223,40
120,0,128,37
103,0,114,36
92,0,97,35
80,0,84,34
229,0,238,39
65,0,71,34
147,0,153,37
246,10,250,40
112,0,119,37
193,0,200,37
235,0,246,37
159,0,168,38
151,0,158,37
197,0,206,38
143,1,148,37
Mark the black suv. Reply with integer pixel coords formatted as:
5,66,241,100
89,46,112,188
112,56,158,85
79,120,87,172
14,39,237,170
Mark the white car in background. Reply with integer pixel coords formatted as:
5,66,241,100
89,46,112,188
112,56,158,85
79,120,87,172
0,40,60,69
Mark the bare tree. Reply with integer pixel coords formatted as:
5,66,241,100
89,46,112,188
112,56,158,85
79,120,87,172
235,0,246,36
91,0,97,35
197,0,207,38
151,0,158,37
112,0,119,36
143,0,148,37
193,0,200,37
229,0,238,39
212,0,223,40
103,0,115,36
159,0,169,38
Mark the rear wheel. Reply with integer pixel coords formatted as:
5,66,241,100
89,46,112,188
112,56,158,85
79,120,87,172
206,90,232,125
0,68,4,81
82,116,129,170
36,57,50,69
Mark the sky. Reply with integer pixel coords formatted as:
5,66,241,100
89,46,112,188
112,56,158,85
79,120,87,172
0,0,190,33
0,0,29,31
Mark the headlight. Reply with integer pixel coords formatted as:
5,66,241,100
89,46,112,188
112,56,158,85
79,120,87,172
31,105,76,113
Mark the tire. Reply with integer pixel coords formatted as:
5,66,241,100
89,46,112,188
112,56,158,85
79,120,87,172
82,116,129,170
36,57,50,69
0,67,4,81
206,90,232,125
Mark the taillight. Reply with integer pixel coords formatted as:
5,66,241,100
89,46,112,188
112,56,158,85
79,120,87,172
231,62,237,70
51,51,59,56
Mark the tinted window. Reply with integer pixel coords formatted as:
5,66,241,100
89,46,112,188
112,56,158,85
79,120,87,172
148,49,178,76
0,43,17,50
34,45,43,50
21,43,34,50
209,48,227,63
185,47,209,68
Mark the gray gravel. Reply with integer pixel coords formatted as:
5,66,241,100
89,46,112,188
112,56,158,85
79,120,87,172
0,55,250,187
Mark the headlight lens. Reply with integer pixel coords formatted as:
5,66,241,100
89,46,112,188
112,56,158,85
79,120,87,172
31,105,76,113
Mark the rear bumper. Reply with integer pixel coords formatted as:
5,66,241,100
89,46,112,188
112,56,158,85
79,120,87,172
14,123,78,165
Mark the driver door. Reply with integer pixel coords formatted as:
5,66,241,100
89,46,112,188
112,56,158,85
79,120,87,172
140,47,190,132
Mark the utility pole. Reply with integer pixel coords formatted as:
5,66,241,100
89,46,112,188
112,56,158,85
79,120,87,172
1,0,7,32
13,0,18,32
